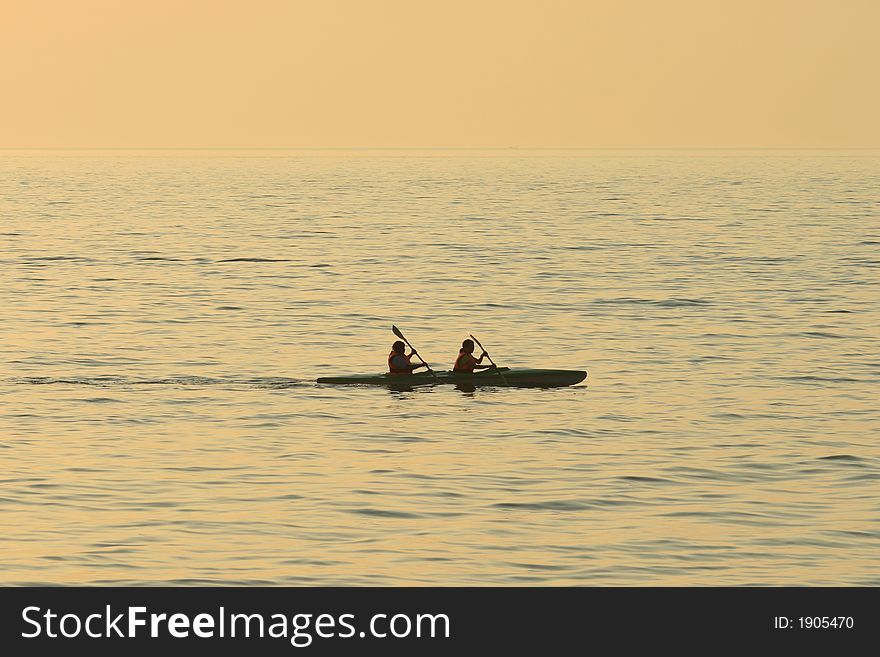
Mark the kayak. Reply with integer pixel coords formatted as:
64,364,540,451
316,367,587,388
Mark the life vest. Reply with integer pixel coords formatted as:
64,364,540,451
453,350,476,373
388,350,412,374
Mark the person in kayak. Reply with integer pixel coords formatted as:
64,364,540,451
388,341,429,375
453,339,496,373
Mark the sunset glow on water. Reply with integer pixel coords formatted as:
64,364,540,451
2,152,878,584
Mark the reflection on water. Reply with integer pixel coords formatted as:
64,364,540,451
1,152,878,585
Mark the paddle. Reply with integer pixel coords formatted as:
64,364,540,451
469,333,509,386
391,325,439,380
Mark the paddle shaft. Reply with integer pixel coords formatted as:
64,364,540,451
469,334,509,385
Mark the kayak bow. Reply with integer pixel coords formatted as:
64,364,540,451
316,367,586,389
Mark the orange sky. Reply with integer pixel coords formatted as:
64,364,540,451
1,0,877,148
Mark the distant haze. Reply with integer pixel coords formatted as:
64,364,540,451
2,0,878,148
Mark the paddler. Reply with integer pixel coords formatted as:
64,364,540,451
388,341,429,375
453,339,496,373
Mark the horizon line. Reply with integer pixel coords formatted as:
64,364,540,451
2,146,880,152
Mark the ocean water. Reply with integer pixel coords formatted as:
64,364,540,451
1,151,878,585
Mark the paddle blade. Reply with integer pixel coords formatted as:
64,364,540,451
392,325,404,340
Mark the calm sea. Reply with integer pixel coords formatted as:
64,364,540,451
1,151,878,585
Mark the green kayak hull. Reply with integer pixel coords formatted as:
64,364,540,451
316,367,587,388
